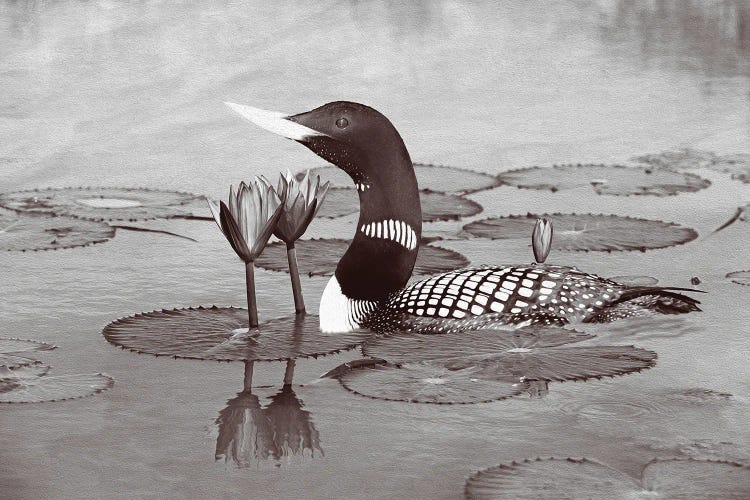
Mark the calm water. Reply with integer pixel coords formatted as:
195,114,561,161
1,1,749,498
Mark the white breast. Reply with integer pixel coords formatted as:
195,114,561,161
319,276,378,333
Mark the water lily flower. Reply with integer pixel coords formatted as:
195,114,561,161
272,170,329,314
207,179,283,328
532,217,553,263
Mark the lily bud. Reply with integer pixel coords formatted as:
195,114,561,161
532,218,553,263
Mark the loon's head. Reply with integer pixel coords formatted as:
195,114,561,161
227,101,422,330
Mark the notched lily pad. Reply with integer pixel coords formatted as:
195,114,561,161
102,308,370,362
338,361,525,404
498,164,710,196
317,187,483,222
711,154,750,184
727,270,750,286
0,365,113,403
299,163,501,194
363,327,593,363
0,187,202,222
632,148,717,171
465,457,750,499
463,213,698,252
255,239,470,277
364,328,655,383
0,338,56,370
0,210,115,252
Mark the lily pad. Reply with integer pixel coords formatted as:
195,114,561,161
298,163,501,194
317,187,483,222
363,327,593,362
463,213,698,252
464,457,750,499
255,239,470,277
102,308,370,362
0,338,56,370
0,210,115,252
710,154,750,184
0,187,203,222
0,365,113,404
727,271,750,286
632,148,717,171
363,328,656,383
338,361,525,404
498,164,710,196
608,275,659,286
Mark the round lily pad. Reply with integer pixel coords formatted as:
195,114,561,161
0,187,203,222
631,148,717,171
727,271,750,286
102,308,370,362
498,164,710,196
363,327,593,363
0,338,56,370
464,457,750,499
255,239,470,277
0,365,113,403
710,154,750,184
298,164,501,194
317,187,483,222
0,211,115,252
363,328,655,383
463,213,698,252
338,361,525,404
608,275,659,286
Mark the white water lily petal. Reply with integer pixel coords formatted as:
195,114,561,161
206,198,223,231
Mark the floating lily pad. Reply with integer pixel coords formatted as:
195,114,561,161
0,210,115,252
727,271,750,286
608,275,659,286
463,213,698,252
632,148,717,171
498,164,710,196
338,361,525,404
0,187,202,222
255,239,470,277
711,154,750,184
0,338,56,370
363,327,593,363
102,308,370,362
0,365,113,403
464,457,750,499
364,328,655,383
298,163,501,194
317,187,483,222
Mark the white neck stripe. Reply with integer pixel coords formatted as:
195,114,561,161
360,219,417,250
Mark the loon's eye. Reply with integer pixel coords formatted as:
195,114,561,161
336,117,349,129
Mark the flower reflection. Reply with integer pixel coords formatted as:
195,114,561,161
215,386,322,466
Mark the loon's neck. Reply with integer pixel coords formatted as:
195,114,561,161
335,152,422,303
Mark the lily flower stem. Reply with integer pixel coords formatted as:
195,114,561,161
283,359,296,387
245,261,259,328
243,360,254,392
286,243,306,314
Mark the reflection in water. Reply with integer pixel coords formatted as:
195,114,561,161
600,0,750,77
215,363,322,467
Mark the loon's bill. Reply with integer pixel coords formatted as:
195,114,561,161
226,100,701,334
224,102,326,141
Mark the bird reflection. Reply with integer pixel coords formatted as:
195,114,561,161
214,362,322,466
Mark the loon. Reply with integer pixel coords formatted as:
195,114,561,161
225,101,701,334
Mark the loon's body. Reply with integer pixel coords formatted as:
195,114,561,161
226,101,701,333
